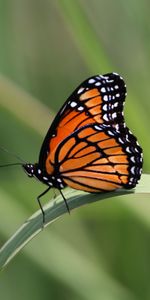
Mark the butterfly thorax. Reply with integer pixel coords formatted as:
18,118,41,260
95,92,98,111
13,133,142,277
22,163,66,189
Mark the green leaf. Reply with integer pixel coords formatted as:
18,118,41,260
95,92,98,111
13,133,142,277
0,174,149,271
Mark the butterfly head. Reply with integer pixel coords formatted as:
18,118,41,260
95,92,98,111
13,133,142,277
22,163,36,177
23,163,51,185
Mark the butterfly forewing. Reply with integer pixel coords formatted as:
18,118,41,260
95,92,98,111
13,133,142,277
39,73,127,168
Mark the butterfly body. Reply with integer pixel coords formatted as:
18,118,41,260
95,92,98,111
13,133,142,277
23,73,143,200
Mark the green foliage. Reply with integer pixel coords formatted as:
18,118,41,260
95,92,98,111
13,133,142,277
0,1,150,300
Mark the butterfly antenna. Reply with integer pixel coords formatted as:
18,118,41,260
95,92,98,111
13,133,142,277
0,146,26,163
59,190,70,214
0,162,22,168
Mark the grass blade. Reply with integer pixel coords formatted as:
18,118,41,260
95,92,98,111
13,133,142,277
0,174,149,270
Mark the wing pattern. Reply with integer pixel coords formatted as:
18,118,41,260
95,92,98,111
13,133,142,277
39,73,126,167
45,124,142,192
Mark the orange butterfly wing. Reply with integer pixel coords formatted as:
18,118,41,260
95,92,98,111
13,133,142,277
47,124,142,192
39,73,127,173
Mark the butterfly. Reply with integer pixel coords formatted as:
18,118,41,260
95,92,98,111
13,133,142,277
22,72,143,222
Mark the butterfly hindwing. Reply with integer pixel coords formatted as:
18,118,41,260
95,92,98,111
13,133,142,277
45,123,142,192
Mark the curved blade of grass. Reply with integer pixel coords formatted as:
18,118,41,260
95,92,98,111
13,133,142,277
0,189,137,300
0,174,149,270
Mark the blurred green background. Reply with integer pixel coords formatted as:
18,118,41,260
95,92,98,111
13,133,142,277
0,1,150,299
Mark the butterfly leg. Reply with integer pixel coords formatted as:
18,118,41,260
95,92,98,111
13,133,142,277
59,189,70,214
37,186,51,225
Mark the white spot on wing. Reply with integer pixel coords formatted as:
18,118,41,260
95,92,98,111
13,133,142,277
103,104,108,111
131,166,135,174
70,101,77,107
78,106,84,111
131,156,135,163
101,87,106,93
77,87,84,94
114,102,118,107
103,95,108,101
115,124,120,131
112,112,117,119
108,130,114,136
106,79,114,83
118,137,124,144
57,178,62,182
103,114,109,122
130,177,134,182
94,125,102,131
100,75,106,79
88,78,96,84
95,82,101,86
116,93,120,97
